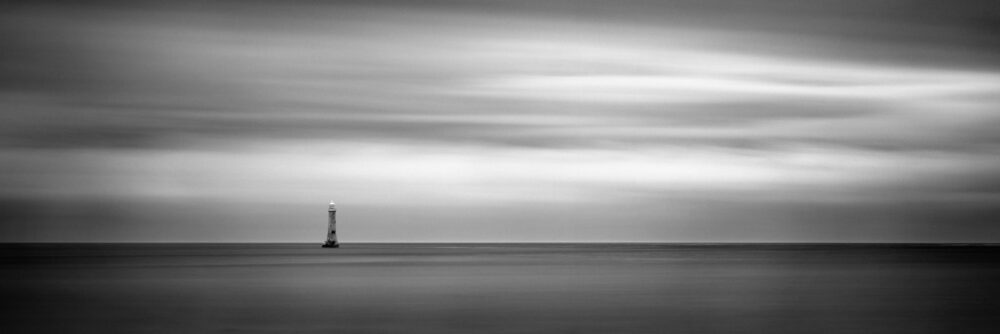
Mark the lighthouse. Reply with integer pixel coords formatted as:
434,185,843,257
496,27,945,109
322,201,339,248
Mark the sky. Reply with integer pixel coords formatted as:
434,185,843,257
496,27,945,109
2,0,1000,242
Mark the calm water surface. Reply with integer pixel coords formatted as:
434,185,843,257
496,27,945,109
2,243,999,333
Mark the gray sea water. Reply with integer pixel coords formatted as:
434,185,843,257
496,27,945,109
2,243,999,333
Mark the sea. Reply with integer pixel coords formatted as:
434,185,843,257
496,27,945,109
2,243,999,333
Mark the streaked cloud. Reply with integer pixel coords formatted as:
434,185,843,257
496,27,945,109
2,0,999,241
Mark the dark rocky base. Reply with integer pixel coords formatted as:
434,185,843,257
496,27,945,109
321,242,340,248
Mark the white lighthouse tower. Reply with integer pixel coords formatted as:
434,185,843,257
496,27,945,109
322,201,339,248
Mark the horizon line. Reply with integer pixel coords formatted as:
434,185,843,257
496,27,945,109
3,241,999,246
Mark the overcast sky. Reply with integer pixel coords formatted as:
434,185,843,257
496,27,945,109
2,0,999,242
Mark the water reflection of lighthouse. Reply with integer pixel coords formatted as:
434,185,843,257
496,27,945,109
322,201,339,248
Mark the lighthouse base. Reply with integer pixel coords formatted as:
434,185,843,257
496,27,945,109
321,241,340,248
